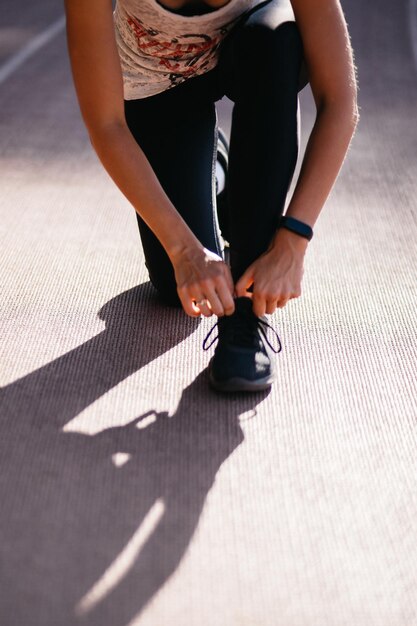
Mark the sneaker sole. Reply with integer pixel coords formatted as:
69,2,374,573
208,371,274,393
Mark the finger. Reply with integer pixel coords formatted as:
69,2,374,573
214,280,235,316
190,281,216,317
265,299,277,315
252,293,266,317
202,287,224,317
185,287,208,317
276,297,290,309
192,294,213,317
197,302,213,317
178,288,201,317
235,268,254,297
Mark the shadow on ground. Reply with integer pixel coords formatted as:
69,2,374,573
0,283,267,626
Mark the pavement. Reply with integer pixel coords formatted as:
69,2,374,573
0,2,416,625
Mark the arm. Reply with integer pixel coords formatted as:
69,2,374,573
64,0,234,317
236,0,359,315
281,0,359,229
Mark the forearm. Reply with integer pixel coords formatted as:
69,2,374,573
266,100,358,262
89,122,202,260
270,101,358,255
284,102,358,228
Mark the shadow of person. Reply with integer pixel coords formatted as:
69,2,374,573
1,282,197,429
68,372,267,626
0,282,192,622
0,282,268,626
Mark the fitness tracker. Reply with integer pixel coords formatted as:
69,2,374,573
278,215,314,241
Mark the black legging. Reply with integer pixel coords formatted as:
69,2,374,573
124,0,308,306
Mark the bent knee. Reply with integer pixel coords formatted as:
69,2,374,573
156,289,182,308
233,20,303,61
227,21,304,97
150,281,182,308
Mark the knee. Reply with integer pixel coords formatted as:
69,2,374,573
239,20,302,61
232,21,303,85
146,267,182,308
150,281,182,308
155,289,182,308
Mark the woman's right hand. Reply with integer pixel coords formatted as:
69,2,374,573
171,245,236,318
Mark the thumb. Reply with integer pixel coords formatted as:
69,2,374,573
235,266,254,297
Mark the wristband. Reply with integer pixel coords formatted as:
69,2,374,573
278,215,313,241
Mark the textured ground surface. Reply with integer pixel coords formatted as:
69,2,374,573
0,2,416,625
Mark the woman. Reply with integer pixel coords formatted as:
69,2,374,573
64,0,359,392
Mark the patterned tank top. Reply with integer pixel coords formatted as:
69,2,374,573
113,0,266,99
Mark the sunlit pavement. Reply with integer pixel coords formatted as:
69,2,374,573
0,2,416,625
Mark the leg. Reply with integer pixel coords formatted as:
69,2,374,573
216,0,306,282
124,81,222,306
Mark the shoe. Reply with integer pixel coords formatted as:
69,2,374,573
202,296,282,392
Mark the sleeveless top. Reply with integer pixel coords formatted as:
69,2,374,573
113,0,265,100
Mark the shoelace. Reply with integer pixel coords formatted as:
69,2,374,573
202,314,283,354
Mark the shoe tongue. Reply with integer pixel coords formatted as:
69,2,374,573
234,296,254,314
226,296,261,348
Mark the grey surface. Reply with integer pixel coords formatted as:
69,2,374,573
0,0,61,63
0,2,417,625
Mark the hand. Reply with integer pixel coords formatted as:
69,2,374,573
171,245,235,318
235,229,307,317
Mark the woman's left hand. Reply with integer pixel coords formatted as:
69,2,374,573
235,228,308,317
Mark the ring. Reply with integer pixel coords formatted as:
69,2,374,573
195,298,208,307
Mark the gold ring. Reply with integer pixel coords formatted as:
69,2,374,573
195,298,208,307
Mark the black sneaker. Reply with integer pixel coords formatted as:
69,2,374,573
202,297,282,392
